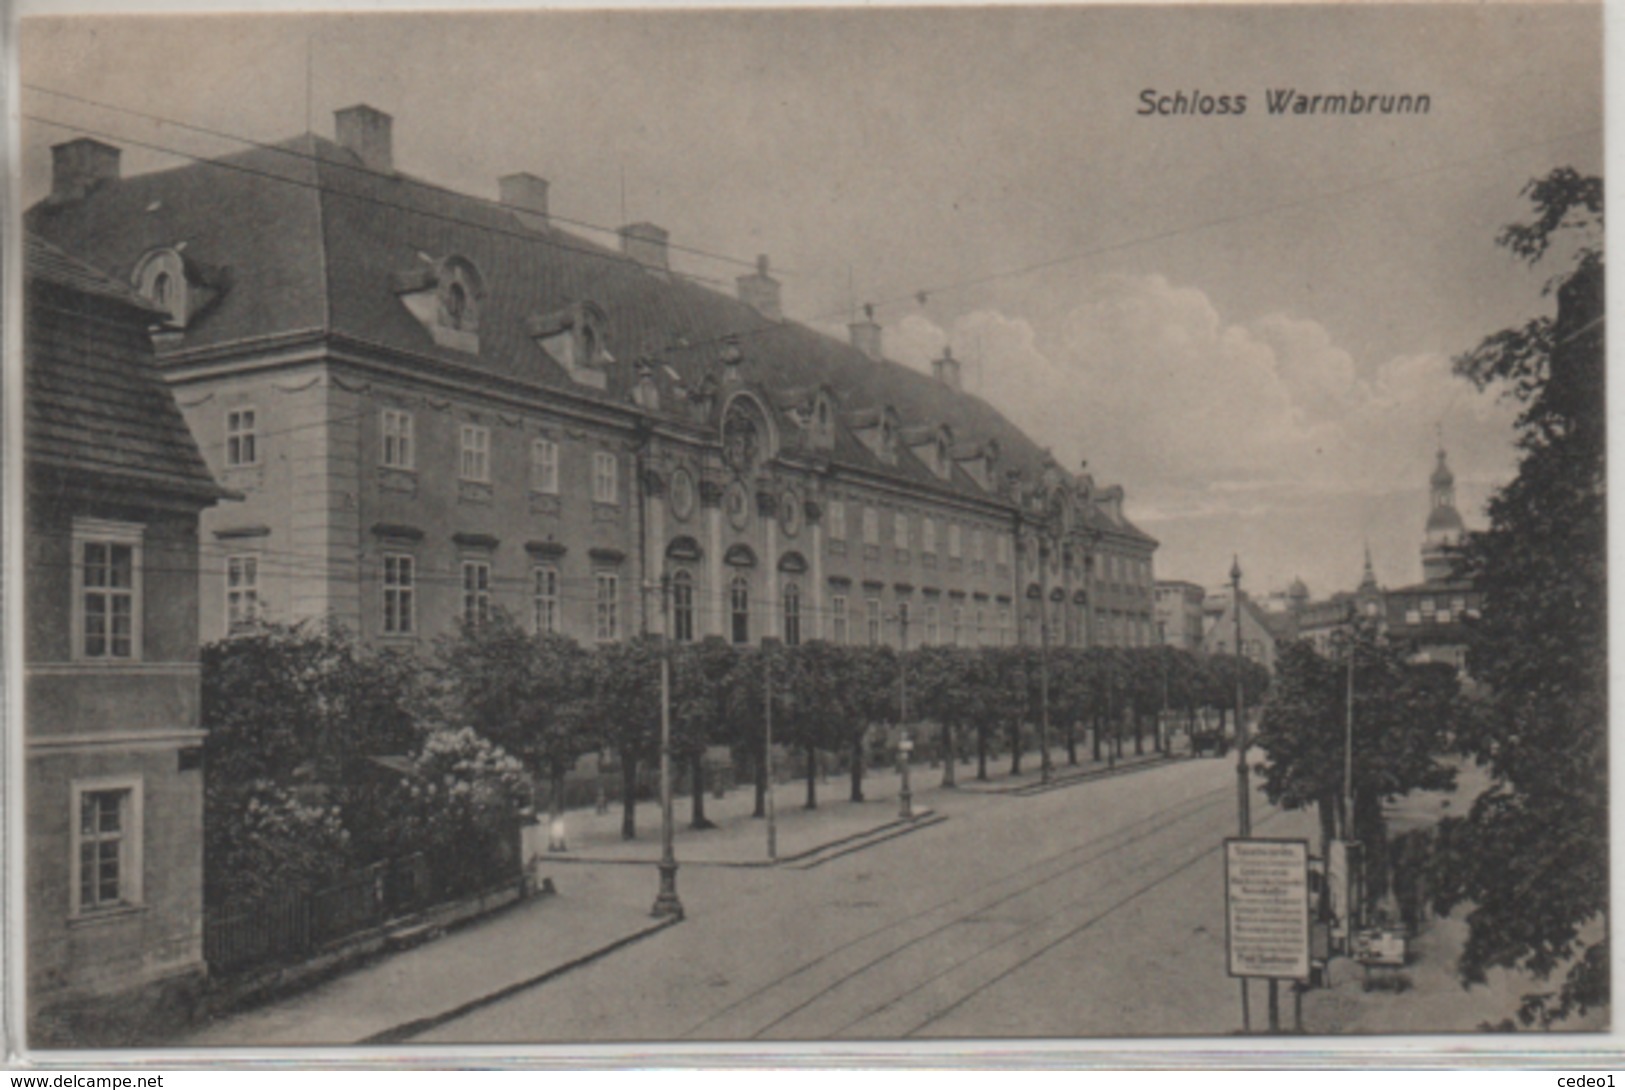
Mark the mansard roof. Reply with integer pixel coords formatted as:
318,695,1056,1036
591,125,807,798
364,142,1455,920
26,126,1150,536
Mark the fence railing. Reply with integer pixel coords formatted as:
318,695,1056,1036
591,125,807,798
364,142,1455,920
204,851,461,977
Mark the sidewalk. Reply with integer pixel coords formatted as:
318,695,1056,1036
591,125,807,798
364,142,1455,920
174,866,677,1049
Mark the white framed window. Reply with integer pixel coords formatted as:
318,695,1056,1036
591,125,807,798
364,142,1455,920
381,409,414,469
225,408,258,467
672,571,695,643
831,594,849,644
226,555,259,633
73,519,142,662
530,438,560,494
460,424,490,482
71,777,143,917
922,517,937,557
1421,597,1435,614
783,582,802,646
828,501,847,542
996,534,1011,566
383,554,414,635
866,597,882,647
462,560,492,626
998,604,1013,645
893,511,910,551
973,528,986,565
951,604,964,646
1405,609,1422,625
863,506,880,547
948,523,962,560
924,602,940,645
533,565,559,634
975,606,985,646
593,451,619,505
896,601,910,649
596,572,620,641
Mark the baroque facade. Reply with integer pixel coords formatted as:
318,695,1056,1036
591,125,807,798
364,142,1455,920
27,106,1157,655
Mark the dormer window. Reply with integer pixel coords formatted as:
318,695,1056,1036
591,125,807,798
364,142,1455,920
528,300,613,391
152,272,172,312
393,254,483,353
132,248,191,327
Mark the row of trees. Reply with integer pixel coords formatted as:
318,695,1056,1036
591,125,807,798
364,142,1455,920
200,615,1270,903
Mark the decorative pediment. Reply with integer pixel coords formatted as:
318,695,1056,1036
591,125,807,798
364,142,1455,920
778,551,809,574
666,536,703,562
724,544,758,568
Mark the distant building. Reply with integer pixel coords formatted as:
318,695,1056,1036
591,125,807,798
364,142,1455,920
1202,589,1279,672
1385,448,1482,673
1154,580,1205,652
24,234,227,1043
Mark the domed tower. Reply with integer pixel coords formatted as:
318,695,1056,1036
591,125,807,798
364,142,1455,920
1422,447,1466,580
1287,576,1309,613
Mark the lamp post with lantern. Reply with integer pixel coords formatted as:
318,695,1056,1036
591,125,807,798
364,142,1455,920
651,571,683,919
1231,555,1251,838
898,732,915,819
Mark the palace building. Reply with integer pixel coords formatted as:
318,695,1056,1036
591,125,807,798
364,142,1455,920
27,106,1157,654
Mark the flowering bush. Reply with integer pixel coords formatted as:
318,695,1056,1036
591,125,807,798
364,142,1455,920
391,727,529,890
205,780,351,905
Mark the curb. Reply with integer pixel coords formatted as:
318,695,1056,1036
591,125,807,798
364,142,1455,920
955,753,1179,796
787,812,949,869
357,913,684,1045
539,809,939,869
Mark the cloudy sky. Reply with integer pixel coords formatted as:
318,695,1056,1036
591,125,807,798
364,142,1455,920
18,4,1603,597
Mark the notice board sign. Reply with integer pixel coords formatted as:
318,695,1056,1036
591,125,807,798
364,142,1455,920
1225,838,1311,981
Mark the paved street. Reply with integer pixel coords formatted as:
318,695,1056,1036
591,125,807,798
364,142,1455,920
412,755,1303,1043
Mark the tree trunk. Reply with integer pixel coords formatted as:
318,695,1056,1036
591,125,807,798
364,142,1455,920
1066,719,1078,766
850,731,866,802
620,753,638,840
977,725,989,781
753,744,767,819
805,743,818,809
689,751,714,829
1009,721,1023,776
941,721,957,788
1092,716,1103,761
1133,713,1144,756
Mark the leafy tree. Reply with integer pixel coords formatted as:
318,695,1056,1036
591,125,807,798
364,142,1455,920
671,637,737,829
433,614,592,843
780,640,849,809
589,637,661,839
390,726,531,892
845,646,902,799
912,645,973,787
1431,168,1607,1027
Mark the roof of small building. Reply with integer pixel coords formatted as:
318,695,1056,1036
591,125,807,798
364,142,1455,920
25,233,227,502
27,130,1153,542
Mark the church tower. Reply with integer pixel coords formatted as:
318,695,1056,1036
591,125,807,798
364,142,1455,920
1421,448,1466,581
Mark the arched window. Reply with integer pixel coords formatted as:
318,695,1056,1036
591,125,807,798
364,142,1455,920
152,271,172,312
672,571,695,643
445,281,469,329
782,582,801,646
731,575,751,645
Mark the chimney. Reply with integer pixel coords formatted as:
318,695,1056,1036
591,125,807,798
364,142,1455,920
500,172,551,232
50,139,121,203
736,254,783,321
848,303,883,362
334,104,394,174
619,222,670,273
932,345,962,391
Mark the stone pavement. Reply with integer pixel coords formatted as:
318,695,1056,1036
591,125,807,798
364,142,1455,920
172,865,676,1049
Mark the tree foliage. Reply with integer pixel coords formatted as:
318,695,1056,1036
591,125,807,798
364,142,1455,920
1432,167,1607,1027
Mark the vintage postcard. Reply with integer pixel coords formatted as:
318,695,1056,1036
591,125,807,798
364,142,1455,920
6,2,1610,1062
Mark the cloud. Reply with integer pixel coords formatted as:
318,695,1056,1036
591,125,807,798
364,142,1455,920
885,273,1519,593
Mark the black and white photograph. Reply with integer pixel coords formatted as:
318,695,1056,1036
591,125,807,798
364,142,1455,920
6,1,1609,1059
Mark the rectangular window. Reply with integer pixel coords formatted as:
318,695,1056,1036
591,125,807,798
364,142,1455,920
973,529,986,564
924,602,940,645
460,424,490,482
596,572,620,641
863,506,880,547
832,595,849,644
951,605,964,646
996,535,1011,566
894,511,910,551
530,438,559,494
896,601,910,649
226,555,259,633
72,779,142,916
533,565,559,634
866,597,882,647
922,518,937,557
462,561,492,626
381,409,414,469
948,523,962,560
226,408,257,467
672,573,696,643
1421,597,1435,614
999,604,1013,645
975,607,985,646
593,451,619,505
828,501,847,542
383,554,415,635
76,521,141,661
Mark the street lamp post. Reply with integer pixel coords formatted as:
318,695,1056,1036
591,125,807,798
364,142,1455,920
1157,621,1169,755
1231,555,1251,838
765,651,777,862
651,572,683,919
1344,605,1357,842
898,732,915,819
1037,537,1053,785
